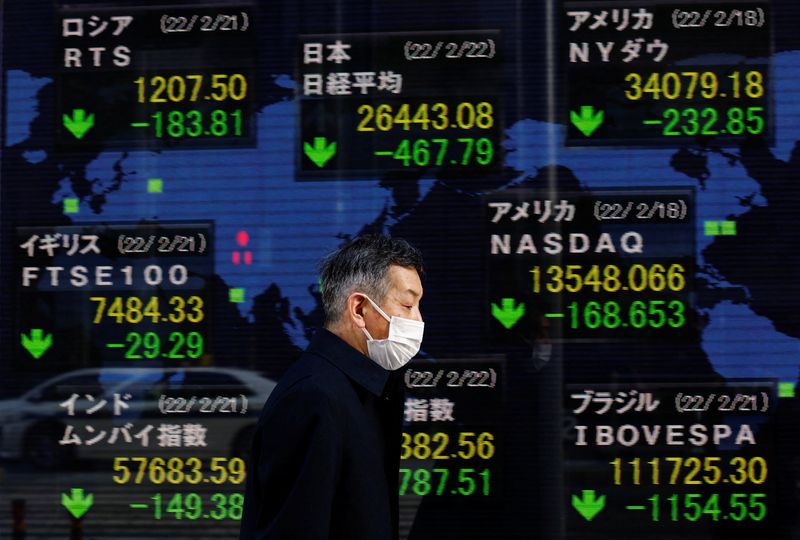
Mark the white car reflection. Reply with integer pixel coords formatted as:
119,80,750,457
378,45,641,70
0,367,276,469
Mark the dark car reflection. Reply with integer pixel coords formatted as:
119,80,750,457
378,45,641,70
0,367,276,469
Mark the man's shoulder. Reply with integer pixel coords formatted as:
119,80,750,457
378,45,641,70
289,348,349,384
268,350,351,406
254,351,354,433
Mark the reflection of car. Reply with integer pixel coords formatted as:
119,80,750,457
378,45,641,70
0,367,276,469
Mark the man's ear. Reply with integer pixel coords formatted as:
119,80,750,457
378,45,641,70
345,292,369,329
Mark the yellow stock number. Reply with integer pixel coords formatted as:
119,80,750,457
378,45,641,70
624,71,764,101
134,74,248,103
357,102,494,132
530,264,686,294
400,432,496,460
610,456,767,485
90,295,204,324
112,457,245,485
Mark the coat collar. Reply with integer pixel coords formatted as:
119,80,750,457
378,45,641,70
307,328,390,397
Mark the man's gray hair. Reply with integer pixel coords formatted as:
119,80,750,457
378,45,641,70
319,235,424,326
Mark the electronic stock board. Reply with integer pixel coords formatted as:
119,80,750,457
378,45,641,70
2,0,800,539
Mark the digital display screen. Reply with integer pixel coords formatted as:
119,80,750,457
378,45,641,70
2,0,800,538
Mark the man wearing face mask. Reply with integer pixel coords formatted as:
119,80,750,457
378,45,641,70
240,235,424,540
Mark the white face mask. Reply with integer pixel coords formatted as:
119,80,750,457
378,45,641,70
361,295,424,371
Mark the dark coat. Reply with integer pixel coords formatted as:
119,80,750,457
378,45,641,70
240,329,403,540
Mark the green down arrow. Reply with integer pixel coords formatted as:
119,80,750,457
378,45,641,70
491,298,525,330
63,109,95,140
304,137,337,168
62,488,93,519
21,328,52,359
572,490,605,521
570,105,604,137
